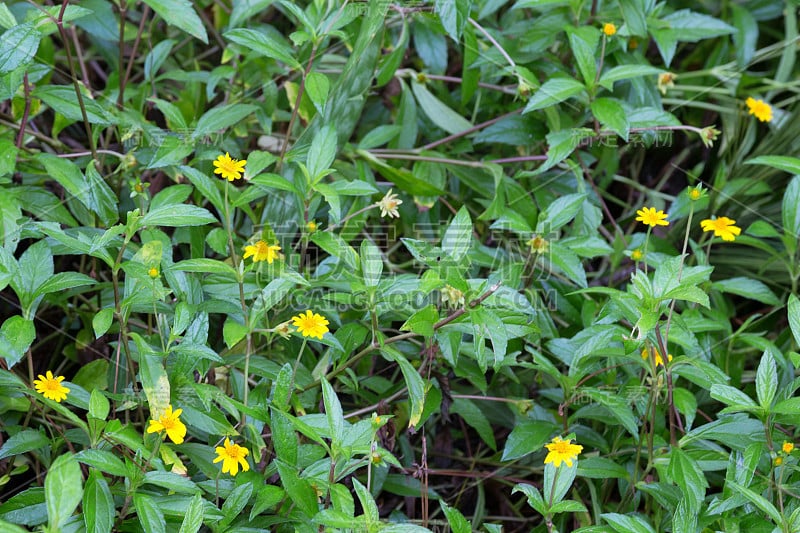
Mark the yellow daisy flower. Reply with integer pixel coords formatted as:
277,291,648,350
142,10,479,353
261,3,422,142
631,249,644,261
783,441,794,454
213,152,247,181
746,97,773,123
33,371,70,403
641,347,673,367
635,207,669,228
544,436,583,468
213,438,250,475
603,23,617,36
243,241,281,263
291,310,330,340
700,217,741,242
146,405,187,444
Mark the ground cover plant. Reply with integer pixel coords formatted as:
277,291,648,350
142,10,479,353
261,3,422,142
1,0,800,531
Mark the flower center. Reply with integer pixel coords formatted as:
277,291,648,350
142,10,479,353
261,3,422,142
226,445,243,459
161,417,177,430
44,380,60,392
551,441,571,453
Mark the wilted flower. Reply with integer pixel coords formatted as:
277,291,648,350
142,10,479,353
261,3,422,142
699,126,721,148
642,347,673,367
441,285,465,309
527,235,549,254
657,72,676,95
377,189,403,218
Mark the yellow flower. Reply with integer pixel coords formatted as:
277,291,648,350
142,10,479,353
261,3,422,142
33,371,70,403
146,405,187,444
291,310,330,339
775,456,783,466
783,441,795,454
213,438,250,475
544,436,583,468
635,207,669,228
306,220,318,233
213,152,247,181
688,186,702,201
700,217,741,242
631,249,643,261
243,240,281,263
377,189,403,218
148,267,159,278
641,347,673,367
746,97,773,123
657,72,676,95
603,23,617,36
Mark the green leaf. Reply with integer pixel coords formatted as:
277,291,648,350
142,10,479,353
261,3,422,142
305,71,330,108
598,65,663,90
668,448,707,508
275,460,319,516
89,389,110,420
501,420,555,461
512,483,546,514
250,172,299,193
142,205,216,227
544,461,576,506
0,316,35,368
0,429,49,460
411,81,473,134
746,155,800,175
442,206,472,262
440,501,471,533
76,449,128,477
34,271,95,299
134,493,166,533
45,454,83,529
756,350,778,410
789,294,800,347
0,23,41,75
141,0,208,43
178,493,204,533
539,128,594,173
523,77,586,114
308,124,337,181
549,500,588,514
450,398,497,451
225,28,300,69
192,103,257,140
139,352,171,417
726,481,782,523
83,471,114,533
567,26,600,86
400,304,438,337
537,193,586,233
772,397,800,415
360,239,382,287
709,384,757,409
783,176,800,239
171,258,237,278
37,155,117,223
321,379,344,447
591,98,629,141
577,457,630,480
711,277,780,306
601,513,656,533
34,85,113,124
384,348,426,430
471,307,508,370
220,483,253,526
435,0,472,42
619,0,647,36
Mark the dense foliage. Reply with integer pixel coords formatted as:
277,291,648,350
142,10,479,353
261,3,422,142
1,1,800,532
